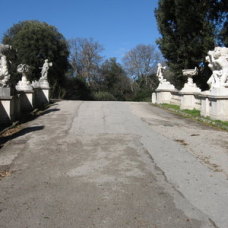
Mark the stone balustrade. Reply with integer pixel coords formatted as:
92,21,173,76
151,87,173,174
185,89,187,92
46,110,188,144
0,86,50,127
0,50,52,127
152,89,228,121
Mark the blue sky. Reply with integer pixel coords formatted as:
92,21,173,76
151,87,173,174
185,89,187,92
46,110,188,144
0,0,160,61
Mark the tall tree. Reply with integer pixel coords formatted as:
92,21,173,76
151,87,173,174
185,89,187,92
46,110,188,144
155,0,220,89
2,20,69,98
220,21,228,46
122,44,161,85
68,38,103,86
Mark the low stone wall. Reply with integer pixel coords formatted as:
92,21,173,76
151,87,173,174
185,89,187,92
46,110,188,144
0,87,50,127
152,89,228,121
194,94,202,111
170,91,181,106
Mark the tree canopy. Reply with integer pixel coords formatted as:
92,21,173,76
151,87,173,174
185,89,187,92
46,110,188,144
99,58,132,100
2,20,69,97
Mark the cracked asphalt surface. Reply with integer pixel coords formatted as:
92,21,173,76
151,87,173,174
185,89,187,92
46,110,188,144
0,101,228,228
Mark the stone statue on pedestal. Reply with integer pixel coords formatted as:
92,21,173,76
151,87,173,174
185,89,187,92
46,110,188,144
206,47,228,89
16,64,32,91
39,59,52,88
156,63,167,83
156,63,175,90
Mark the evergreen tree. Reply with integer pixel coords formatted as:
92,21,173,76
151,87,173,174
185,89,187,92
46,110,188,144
2,20,69,98
100,58,132,100
155,0,219,89
220,21,228,46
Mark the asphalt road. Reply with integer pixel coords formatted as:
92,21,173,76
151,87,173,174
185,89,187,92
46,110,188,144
0,101,228,228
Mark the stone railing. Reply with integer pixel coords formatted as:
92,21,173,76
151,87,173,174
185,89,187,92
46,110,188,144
0,85,50,127
0,47,52,127
153,46,228,122
152,89,228,121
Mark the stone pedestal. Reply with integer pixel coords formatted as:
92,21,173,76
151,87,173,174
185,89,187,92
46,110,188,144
19,90,34,113
0,87,11,97
180,78,201,110
209,95,228,121
151,92,156,104
0,96,14,126
41,88,50,103
34,87,50,108
180,92,199,110
156,89,173,104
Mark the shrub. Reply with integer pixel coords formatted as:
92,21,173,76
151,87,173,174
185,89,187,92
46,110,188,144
93,91,117,101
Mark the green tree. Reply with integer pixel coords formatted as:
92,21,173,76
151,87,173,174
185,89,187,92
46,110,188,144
63,76,93,100
100,58,132,100
2,20,69,98
155,0,219,89
220,21,228,46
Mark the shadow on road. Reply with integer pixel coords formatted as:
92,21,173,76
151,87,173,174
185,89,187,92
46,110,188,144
0,125,44,147
19,107,60,125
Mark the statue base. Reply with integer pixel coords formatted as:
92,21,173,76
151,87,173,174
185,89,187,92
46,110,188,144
157,81,175,91
181,83,201,93
0,87,11,97
16,84,33,91
210,87,228,96
39,79,50,89
32,80,40,89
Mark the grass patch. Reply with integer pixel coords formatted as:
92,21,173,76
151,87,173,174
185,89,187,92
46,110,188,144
182,109,201,117
156,103,228,131
160,103,180,110
205,118,228,127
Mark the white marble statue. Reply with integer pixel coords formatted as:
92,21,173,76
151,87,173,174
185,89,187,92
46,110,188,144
156,63,167,83
156,63,175,90
16,64,32,91
40,59,52,81
0,44,11,87
0,55,10,87
39,59,52,88
181,67,201,93
206,47,228,89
